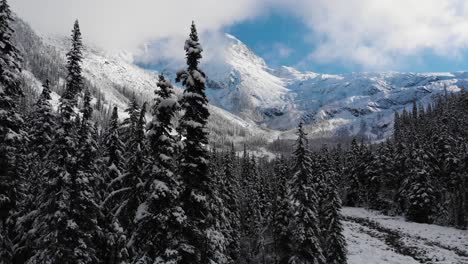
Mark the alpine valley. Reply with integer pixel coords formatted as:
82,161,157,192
14,16,466,147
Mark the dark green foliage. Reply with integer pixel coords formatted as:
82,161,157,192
176,22,220,264
271,156,292,264
0,1,24,262
322,176,347,264
132,75,184,263
288,122,325,264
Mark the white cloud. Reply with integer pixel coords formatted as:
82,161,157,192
276,0,468,69
11,0,468,70
275,43,293,58
11,0,266,51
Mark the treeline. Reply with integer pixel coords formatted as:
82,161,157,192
336,96,468,227
0,1,347,263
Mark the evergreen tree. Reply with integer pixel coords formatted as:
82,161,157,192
101,107,128,264
121,95,140,146
101,103,148,263
106,103,147,231
65,20,83,96
175,22,223,264
220,146,241,263
74,87,101,263
14,80,56,263
104,106,126,186
322,173,347,264
312,145,331,247
102,106,126,229
288,122,325,264
271,156,292,264
0,0,23,261
132,75,185,263
28,80,55,157
404,147,437,223
28,20,99,263
343,139,364,207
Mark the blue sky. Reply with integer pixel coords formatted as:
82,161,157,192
226,12,468,74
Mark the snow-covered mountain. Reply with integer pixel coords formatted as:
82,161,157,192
14,16,467,142
142,33,466,139
12,17,275,148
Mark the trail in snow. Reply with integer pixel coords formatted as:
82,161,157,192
343,207,468,264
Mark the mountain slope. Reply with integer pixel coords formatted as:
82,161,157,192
141,33,467,139
13,17,276,149
14,16,468,143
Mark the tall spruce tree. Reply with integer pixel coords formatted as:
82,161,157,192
289,122,325,264
217,147,241,263
106,103,147,231
344,139,364,206
175,22,223,264
28,20,98,263
66,20,83,96
271,155,292,264
29,80,55,158
0,0,23,261
14,80,56,263
121,95,140,146
404,147,436,223
74,88,101,263
322,172,347,264
132,75,185,263
104,106,126,187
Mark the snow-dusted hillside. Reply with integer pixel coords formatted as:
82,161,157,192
142,33,467,139
15,16,468,142
13,17,276,147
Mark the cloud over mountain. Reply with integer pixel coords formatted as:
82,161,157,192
12,0,468,69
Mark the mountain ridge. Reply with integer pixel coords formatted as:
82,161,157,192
13,17,467,142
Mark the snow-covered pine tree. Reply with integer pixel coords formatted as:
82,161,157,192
220,147,241,263
106,102,147,232
73,87,101,262
321,168,347,264
288,122,325,264
175,22,224,264
361,146,378,208
28,20,99,263
105,103,148,263
343,139,363,207
367,143,387,210
312,145,332,247
244,156,263,262
132,75,185,263
121,95,140,146
66,20,83,96
404,147,437,224
102,106,126,226
104,106,126,188
208,149,229,264
322,180,347,264
14,80,56,262
0,0,24,260
239,147,254,263
271,155,292,264
29,80,55,158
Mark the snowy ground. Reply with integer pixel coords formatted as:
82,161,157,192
343,207,468,264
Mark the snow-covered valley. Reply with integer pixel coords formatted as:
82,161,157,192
343,208,468,264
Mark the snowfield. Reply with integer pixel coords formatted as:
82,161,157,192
343,207,468,264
